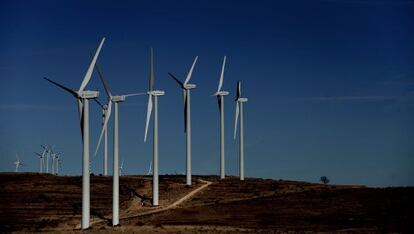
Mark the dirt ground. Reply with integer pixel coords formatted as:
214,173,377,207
1,173,413,233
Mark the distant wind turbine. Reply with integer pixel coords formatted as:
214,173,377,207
144,48,165,206
147,159,152,175
234,81,248,181
93,60,145,226
213,56,229,179
41,145,50,173
35,147,46,173
119,159,124,176
14,153,23,172
43,37,105,229
168,56,198,186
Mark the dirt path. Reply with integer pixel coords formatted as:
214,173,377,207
85,179,212,228
122,179,212,219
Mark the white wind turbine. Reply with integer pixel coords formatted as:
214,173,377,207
93,61,145,226
14,153,23,172
147,159,152,175
51,152,60,175
213,56,229,179
168,56,198,186
41,145,50,173
35,147,47,173
57,157,62,175
35,152,43,173
234,81,248,181
94,99,109,176
43,37,105,229
119,159,124,176
144,48,165,206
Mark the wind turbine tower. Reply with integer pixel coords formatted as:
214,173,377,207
234,81,248,181
93,60,145,226
43,37,105,229
168,56,198,186
144,48,165,206
213,56,229,179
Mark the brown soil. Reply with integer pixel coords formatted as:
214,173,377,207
0,173,413,233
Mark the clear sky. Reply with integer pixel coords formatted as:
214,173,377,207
0,0,413,187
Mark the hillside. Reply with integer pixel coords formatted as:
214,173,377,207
0,173,413,233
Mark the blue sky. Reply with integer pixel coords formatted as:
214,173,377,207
0,0,413,187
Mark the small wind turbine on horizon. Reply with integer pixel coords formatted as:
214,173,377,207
43,37,105,229
144,48,165,206
213,56,229,179
41,145,50,173
93,60,145,227
168,56,198,186
147,159,152,176
234,81,248,181
14,153,23,172
35,147,47,173
119,159,124,176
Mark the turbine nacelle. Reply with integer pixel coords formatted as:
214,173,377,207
215,91,229,96
111,95,126,102
78,90,99,99
184,83,196,89
237,97,248,103
148,90,165,96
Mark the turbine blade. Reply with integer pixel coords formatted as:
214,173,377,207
236,80,241,100
43,77,78,96
234,102,239,139
94,100,112,156
149,48,154,91
217,56,226,93
144,94,153,142
123,92,147,97
94,60,112,98
184,56,198,86
168,72,184,88
79,37,105,92
93,98,104,108
183,90,187,133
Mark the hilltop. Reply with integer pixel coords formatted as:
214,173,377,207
0,173,413,233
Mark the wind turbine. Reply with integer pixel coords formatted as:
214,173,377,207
14,153,23,172
41,145,50,173
94,99,109,176
119,159,124,176
147,159,152,175
52,152,60,175
213,56,229,179
36,147,47,173
93,61,145,226
43,37,105,229
234,81,248,181
168,56,198,186
35,153,43,173
144,48,165,206
57,157,62,175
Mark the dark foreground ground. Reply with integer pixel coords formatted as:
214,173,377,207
0,173,413,233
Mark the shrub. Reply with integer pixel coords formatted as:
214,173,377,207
320,176,330,184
